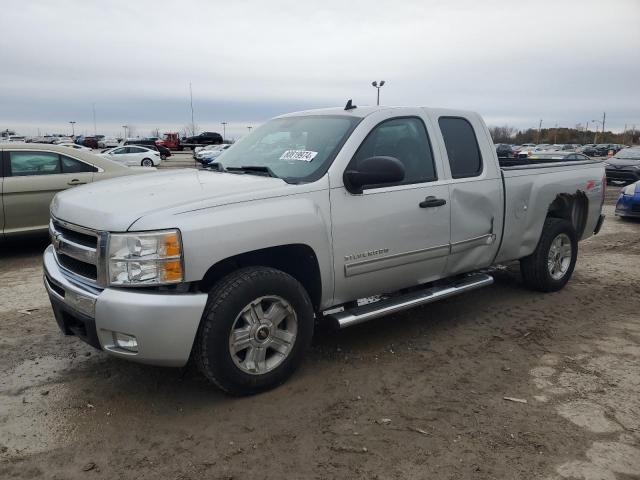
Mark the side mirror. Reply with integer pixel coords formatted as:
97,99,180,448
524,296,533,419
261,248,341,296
344,156,405,194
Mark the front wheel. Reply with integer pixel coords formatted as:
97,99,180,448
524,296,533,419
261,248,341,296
194,267,314,395
520,217,578,292
141,158,154,167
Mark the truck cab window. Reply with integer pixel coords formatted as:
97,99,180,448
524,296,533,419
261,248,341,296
351,117,437,185
438,117,483,178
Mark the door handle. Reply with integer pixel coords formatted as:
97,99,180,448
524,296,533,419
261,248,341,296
419,196,447,208
67,179,86,186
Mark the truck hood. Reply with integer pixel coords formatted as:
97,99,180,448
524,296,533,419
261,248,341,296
51,169,291,231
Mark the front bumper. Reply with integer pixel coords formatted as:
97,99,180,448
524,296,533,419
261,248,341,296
43,245,208,367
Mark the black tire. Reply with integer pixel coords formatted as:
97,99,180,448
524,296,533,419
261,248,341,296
160,154,167,161
520,217,578,292
141,158,153,167
194,267,314,395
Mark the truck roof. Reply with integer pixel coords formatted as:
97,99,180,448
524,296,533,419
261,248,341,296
278,105,478,119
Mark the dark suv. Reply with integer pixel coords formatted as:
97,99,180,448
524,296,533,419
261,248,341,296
495,144,514,158
183,132,223,146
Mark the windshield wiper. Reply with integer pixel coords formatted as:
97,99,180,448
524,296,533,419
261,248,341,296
225,166,278,178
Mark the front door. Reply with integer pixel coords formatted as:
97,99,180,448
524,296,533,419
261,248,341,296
2,150,96,234
330,116,451,304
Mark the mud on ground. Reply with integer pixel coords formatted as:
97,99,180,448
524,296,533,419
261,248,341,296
0,192,639,479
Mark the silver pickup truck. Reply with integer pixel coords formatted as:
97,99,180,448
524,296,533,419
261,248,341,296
44,105,605,395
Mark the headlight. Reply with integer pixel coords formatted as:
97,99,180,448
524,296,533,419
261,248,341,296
107,229,183,286
623,183,638,196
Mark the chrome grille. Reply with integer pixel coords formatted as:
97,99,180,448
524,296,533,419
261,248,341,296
50,218,106,286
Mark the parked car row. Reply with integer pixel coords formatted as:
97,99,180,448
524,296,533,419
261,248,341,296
193,144,231,164
496,143,630,159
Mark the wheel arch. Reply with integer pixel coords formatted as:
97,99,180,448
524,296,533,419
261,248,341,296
198,244,323,311
546,191,589,239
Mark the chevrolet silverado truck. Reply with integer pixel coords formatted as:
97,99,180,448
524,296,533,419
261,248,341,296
44,105,606,395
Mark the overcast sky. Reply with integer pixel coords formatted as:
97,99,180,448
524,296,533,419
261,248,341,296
1,0,639,138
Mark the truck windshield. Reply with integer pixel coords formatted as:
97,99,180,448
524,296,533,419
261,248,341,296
217,115,361,183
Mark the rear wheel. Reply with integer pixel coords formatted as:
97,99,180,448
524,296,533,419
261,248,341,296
141,158,154,167
520,217,578,292
194,267,314,395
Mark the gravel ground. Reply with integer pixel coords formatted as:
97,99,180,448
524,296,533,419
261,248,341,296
0,184,638,479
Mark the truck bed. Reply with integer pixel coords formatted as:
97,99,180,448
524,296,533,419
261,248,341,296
496,159,605,263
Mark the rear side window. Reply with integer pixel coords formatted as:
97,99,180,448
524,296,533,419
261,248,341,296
61,155,98,173
9,151,60,176
438,117,483,178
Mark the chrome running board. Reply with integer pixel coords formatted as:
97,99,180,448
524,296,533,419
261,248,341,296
328,273,494,329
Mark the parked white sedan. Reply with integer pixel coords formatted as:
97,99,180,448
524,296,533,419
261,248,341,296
99,145,161,167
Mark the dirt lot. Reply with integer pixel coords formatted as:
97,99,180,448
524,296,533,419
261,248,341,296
1,187,639,480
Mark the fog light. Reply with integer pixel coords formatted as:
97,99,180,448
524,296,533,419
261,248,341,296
113,332,138,352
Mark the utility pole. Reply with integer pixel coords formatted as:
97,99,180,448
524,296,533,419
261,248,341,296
554,122,558,144
591,119,602,144
221,121,227,141
189,82,195,136
602,112,606,136
584,121,589,144
92,103,97,135
536,119,543,144
371,80,386,106
122,125,128,139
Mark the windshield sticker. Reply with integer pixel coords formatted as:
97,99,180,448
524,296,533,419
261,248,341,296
279,150,318,162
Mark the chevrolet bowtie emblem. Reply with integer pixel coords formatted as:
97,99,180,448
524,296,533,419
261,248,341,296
52,232,62,250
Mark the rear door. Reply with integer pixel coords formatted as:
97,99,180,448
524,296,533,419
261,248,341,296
126,146,148,165
2,150,97,235
432,113,504,276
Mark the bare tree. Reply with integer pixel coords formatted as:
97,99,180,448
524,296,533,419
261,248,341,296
488,125,517,143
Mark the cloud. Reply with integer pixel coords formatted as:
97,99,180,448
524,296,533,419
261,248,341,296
1,0,639,135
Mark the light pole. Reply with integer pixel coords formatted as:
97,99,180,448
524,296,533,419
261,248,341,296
221,121,228,141
371,80,385,106
122,125,128,139
69,121,76,137
247,126,252,134
92,103,97,135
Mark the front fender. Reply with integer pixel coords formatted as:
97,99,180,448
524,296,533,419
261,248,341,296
132,188,334,308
